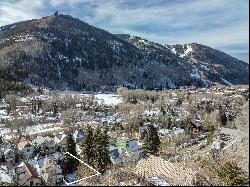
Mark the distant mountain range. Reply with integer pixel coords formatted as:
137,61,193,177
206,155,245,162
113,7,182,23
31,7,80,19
0,13,248,91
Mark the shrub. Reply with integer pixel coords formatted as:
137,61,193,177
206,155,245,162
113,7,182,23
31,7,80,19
216,161,248,186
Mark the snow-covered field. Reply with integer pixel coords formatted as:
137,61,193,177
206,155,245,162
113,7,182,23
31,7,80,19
95,94,122,105
0,122,64,140
24,122,63,135
59,92,122,106
0,93,122,140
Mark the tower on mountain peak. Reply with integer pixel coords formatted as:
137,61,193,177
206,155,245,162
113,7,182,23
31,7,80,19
54,11,58,16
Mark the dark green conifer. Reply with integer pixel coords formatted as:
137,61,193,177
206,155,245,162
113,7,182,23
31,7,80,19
61,134,79,174
143,124,160,155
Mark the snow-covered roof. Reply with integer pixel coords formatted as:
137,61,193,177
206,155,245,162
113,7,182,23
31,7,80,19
33,136,46,145
158,129,171,135
139,126,148,134
169,128,185,137
110,146,122,164
18,138,33,151
55,132,67,140
126,140,139,152
29,156,45,169
143,109,160,116
211,140,221,150
0,166,14,184
17,162,40,186
43,136,53,142
4,148,14,156
147,176,170,186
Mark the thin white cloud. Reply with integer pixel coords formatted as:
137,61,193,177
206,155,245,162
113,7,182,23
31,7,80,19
50,0,83,7
0,0,45,25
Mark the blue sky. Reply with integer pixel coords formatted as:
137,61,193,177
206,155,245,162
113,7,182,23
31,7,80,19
0,0,249,62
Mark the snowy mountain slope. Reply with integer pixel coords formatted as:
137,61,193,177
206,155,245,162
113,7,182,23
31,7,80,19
0,14,248,91
169,43,249,85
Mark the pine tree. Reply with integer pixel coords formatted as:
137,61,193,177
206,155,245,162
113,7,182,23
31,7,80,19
165,115,172,129
94,126,111,174
143,124,161,155
207,125,216,145
53,102,58,116
81,125,95,166
61,134,79,174
219,108,227,126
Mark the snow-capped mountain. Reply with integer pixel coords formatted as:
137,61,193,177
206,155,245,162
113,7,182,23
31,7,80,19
0,13,248,91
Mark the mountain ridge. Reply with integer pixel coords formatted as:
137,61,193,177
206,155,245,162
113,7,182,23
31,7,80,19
0,14,248,91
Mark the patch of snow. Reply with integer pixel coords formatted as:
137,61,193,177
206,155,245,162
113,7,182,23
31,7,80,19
24,123,63,135
65,173,77,183
19,97,29,103
200,64,210,72
74,57,82,62
147,176,170,186
190,68,200,79
0,38,10,44
171,47,177,54
109,40,123,54
57,63,61,79
139,39,150,45
168,81,176,88
95,94,122,106
58,53,68,61
0,100,7,108
221,78,233,86
0,109,7,116
180,45,192,58
143,109,160,116
0,166,14,184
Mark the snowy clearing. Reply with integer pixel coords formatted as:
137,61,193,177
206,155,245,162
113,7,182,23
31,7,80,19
95,94,122,105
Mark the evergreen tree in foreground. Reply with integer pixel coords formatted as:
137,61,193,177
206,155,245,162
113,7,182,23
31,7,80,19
143,124,161,155
61,133,79,174
94,126,111,174
81,125,95,166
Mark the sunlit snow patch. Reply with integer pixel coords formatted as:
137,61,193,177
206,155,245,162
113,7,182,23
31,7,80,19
180,45,192,58
221,78,233,86
95,94,122,105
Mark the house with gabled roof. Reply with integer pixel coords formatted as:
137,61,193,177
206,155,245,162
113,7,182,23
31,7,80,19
33,136,47,150
109,146,122,165
4,148,15,168
116,138,144,160
17,162,41,186
54,132,67,152
18,137,35,160
0,165,15,186
0,140,16,168
33,136,56,153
